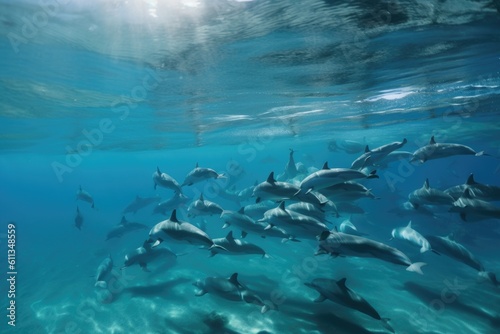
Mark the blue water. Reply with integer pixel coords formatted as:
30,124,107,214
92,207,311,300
1,1,500,333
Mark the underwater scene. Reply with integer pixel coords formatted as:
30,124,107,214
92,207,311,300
1,0,500,333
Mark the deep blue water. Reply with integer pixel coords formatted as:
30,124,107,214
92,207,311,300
1,1,500,333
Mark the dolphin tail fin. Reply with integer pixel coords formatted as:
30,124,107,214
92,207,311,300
381,318,395,333
367,170,379,179
475,151,487,157
217,173,227,179
406,262,426,275
478,271,499,287
95,281,107,289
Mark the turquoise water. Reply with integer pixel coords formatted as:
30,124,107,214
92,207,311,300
1,1,500,333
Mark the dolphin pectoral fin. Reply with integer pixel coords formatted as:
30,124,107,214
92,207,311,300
151,239,163,248
313,294,327,303
241,231,248,238
431,249,441,256
256,197,261,203
406,262,426,275
264,224,273,230
222,223,230,229
460,213,467,222
261,304,271,314
209,244,228,252
381,318,395,334
304,188,313,195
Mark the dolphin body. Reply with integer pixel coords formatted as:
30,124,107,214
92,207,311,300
76,185,94,208
187,194,224,217
181,163,225,186
350,138,407,170
147,210,226,251
106,216,148,240
194,273,271,313
260,202,329,239
445,174,500,201
211,231,268,258
287,202,327,222
153,192,190,216
449,188,500,222
408,179,455,209
95,254,113,288
328,139,366,154
297,162,378,195
252,172,328,207
74,206,83,230
319,181,378,201
242,201,277,220
304,277,394,333
123,195,161,214
316,231,426,274
373,151,413,168
123,242,177,272
425,234,498,287
411,136,487,163
220,208,298,241
391,221,433,254
152,167,182,193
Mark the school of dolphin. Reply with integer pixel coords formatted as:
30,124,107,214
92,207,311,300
75,136,499,333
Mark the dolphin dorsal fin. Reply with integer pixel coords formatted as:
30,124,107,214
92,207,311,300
322,162,329,170
337,278,347,289
229,273,239,285
364,145,370,153
466,174,476,185
76,206,80,213
267,172,276,184
424,179,430,189
156,166,161,174
407,221,412,228
199,193,204,201
289,148,294,155
120,216,128,225
429,136,436,145
170,210,179,223
195,162,199,168
253,180,258,186
279,201,286,211
446,233,455,241
238,207,245,214
226,231,234,240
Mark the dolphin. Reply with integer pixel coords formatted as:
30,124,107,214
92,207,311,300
237,181,258,202
76,185,94,208
449,188,500,222
122,241,177,272
152,167,182,193
193,273,272,313
316,231,426,274
287,202,327,222
74,206,83,230
284,148,298,179
426,234,498,287
152,192,190,216
252,172,328,207
445,174,500,201
210,231,268,257
220,208,298,241
373,150,413,168
106,216,148,240
390,221,435,254
408,179,455,209
123,195,160,214
351,138,407,170
260,202,329,240
181,163,225,186
147,210,226,251
187,194,224,217
297,162,378,195
95,254,113,288
304,277,394,333
411,136,488,163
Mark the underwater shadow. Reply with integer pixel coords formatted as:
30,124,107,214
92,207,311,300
404,282,500,328
122,277,192,299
